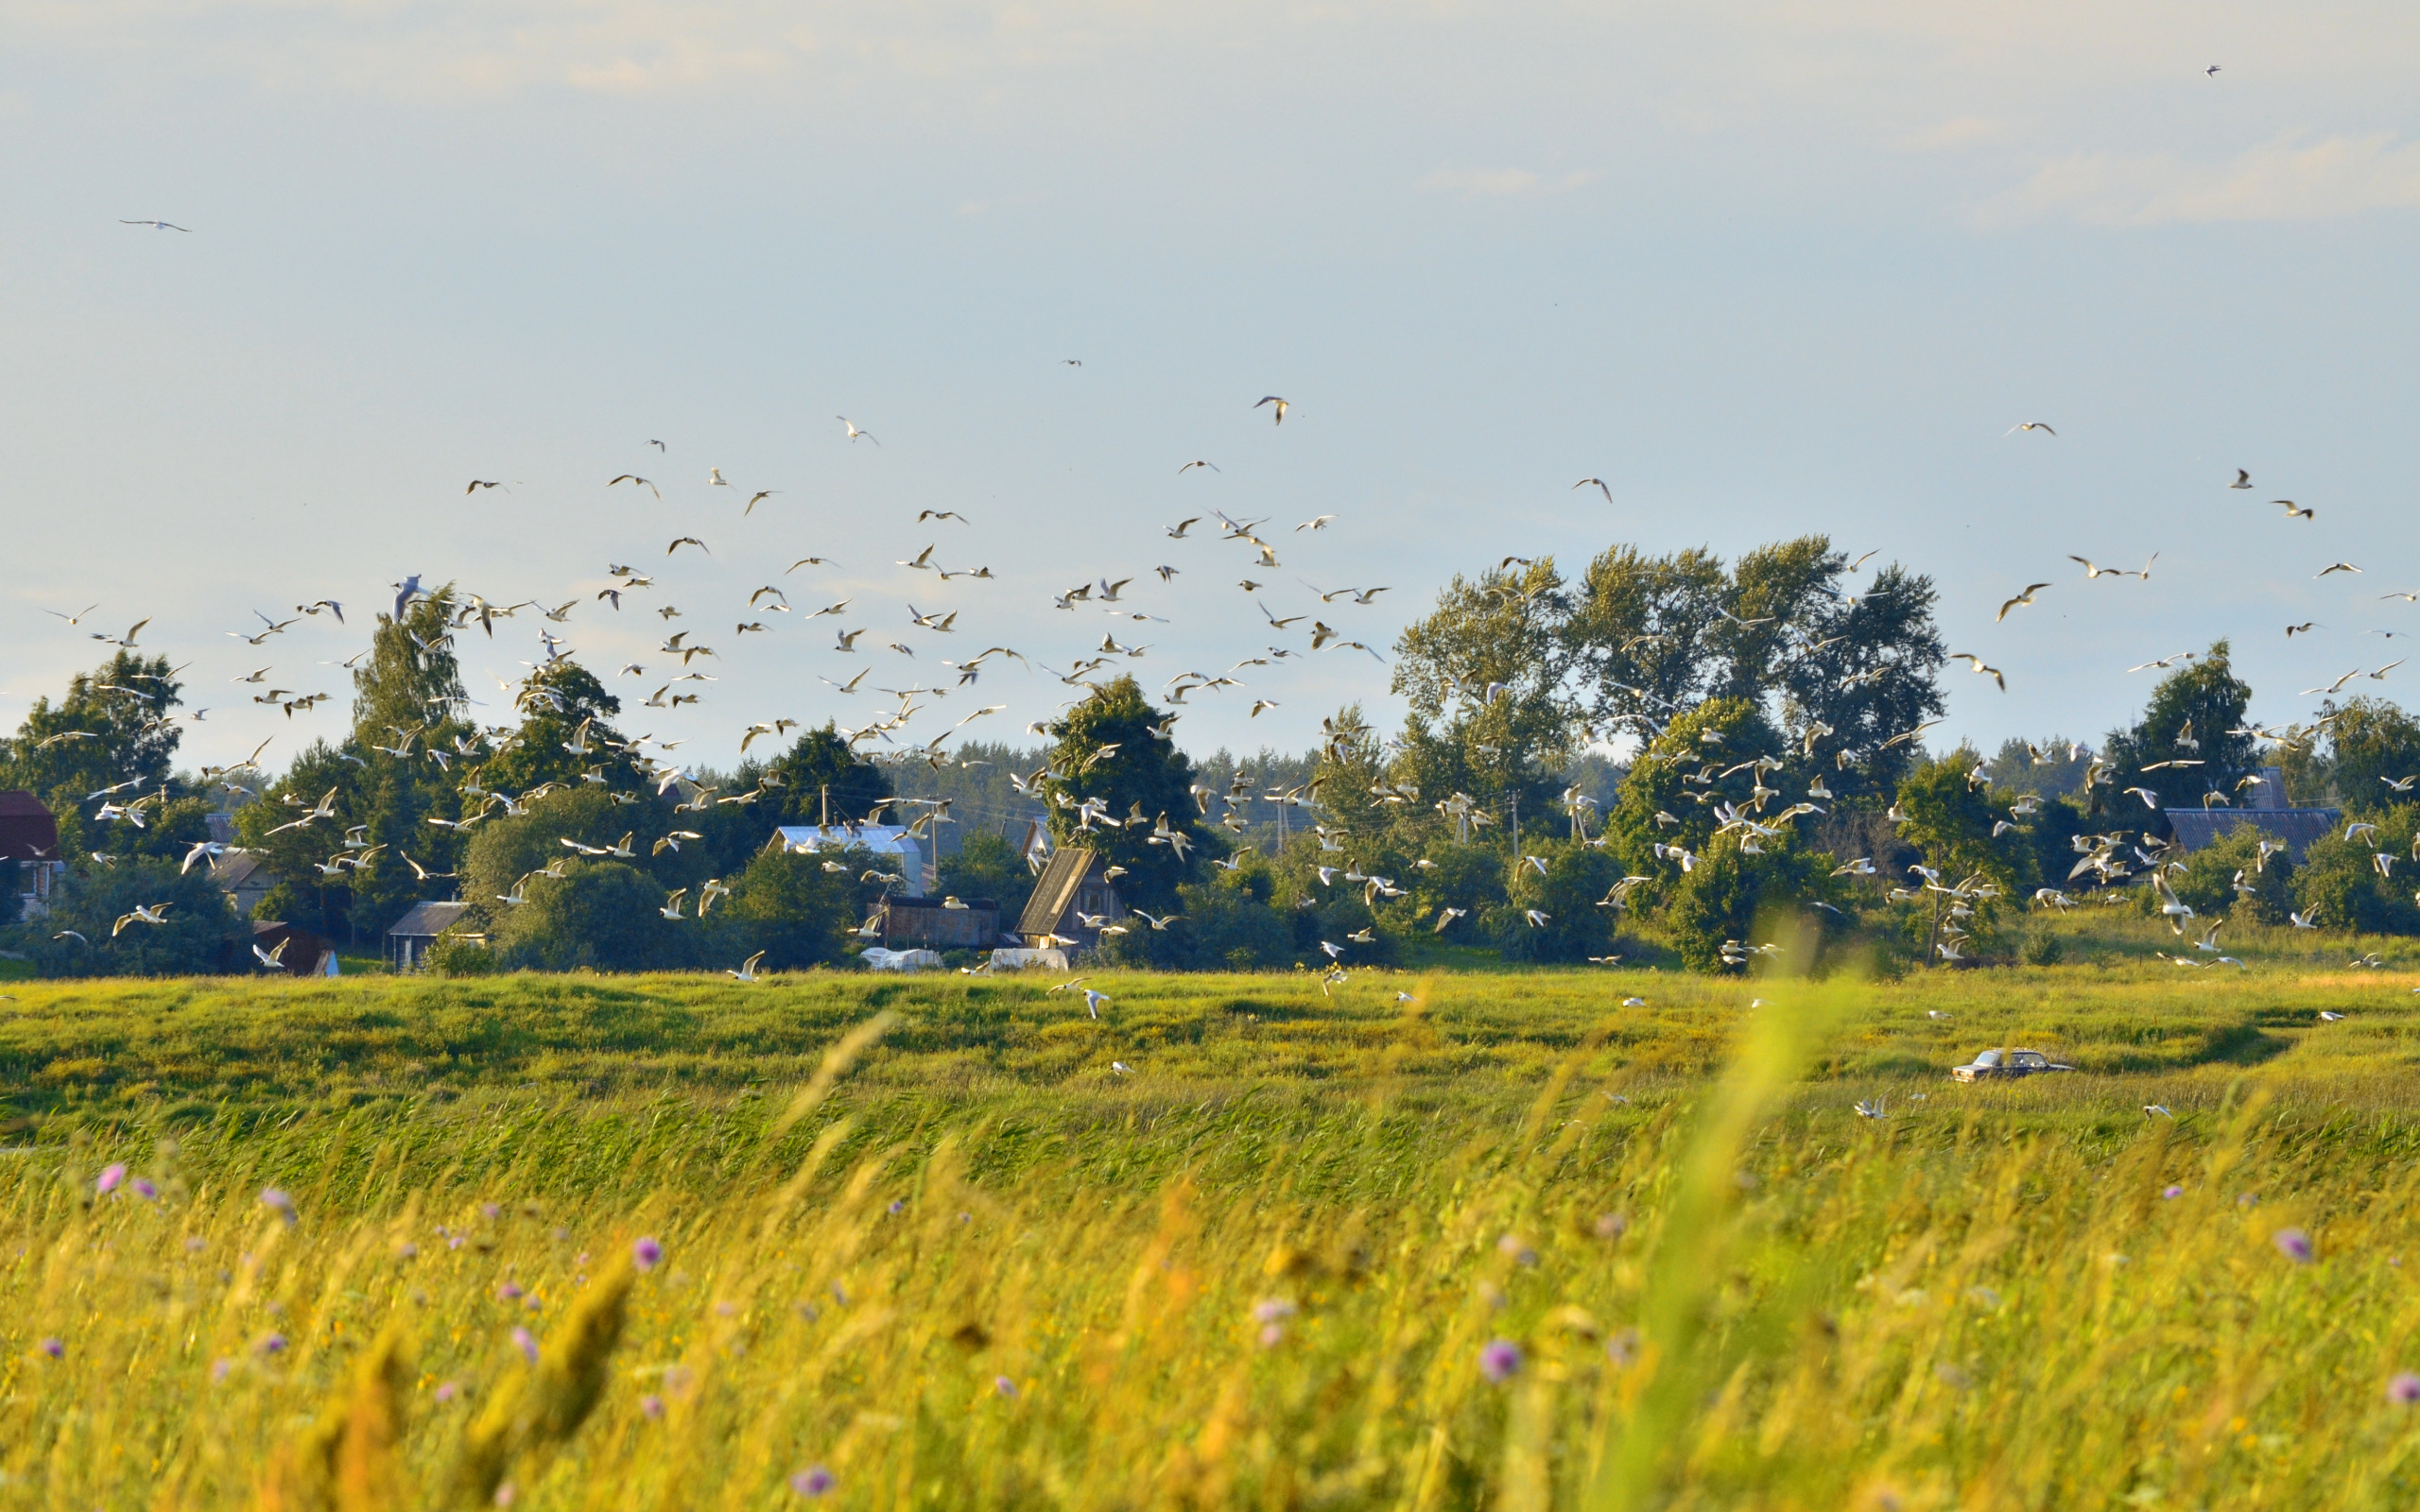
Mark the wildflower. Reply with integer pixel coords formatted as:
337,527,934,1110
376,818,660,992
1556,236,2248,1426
640,1394,666,1418
448,1236,464,1250
184,1236,206,1252
211,1358,231,1382
1252,1298,1297,1323
2162,1185,2184,1199
482,1202,501,1220
256,1332,287,1355
493,1485,515,1506
1479,1338,1523,1383
632,1236,664,1271
2390,1373,2420,1405
498,1281,524,1301
887,1200,905,1214
1259,1323,1285,1348
511,1327,538,1363
2273,1228,2314,1264
131,1177,157,1200
1606,1328,1639,1366
95,1162,126,1195
39,1338,62,1360
1594,1212,1629,1239
994,1376,1017,1398
1496,1233,1538,1266
261,1188,296,1224
435,1382,458,1402
790,1466,836,1497
399,1242,420,1259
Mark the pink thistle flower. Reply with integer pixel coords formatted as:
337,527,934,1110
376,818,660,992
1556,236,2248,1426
640,1394,665,1419
95,1163,126,1195
131,1177,156,1200
1479,1339,1523,1383
2391,1373,2420,1405
632,1236,663,1271
39,1338,62,1360
2273,1228,2314,1264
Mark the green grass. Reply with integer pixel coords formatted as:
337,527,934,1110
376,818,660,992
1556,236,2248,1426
10,949,2420,1506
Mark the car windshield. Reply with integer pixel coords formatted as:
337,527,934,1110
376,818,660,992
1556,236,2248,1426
2013,1053,2048,1068
1972,1050,2002,1067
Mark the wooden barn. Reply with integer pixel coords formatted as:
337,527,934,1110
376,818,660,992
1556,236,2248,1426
878,895,1004,952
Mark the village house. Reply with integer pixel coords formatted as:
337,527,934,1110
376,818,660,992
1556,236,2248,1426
0,791,64,922
2165,767,2342,862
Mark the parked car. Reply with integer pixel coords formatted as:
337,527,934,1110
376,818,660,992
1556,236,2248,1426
1951,1048,2074,1083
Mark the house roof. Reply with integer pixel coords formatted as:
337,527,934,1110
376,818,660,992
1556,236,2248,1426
1017,847,1097,937
211,852,271,891
2168,807,2342,862
388,901,474,938
0,791,60,862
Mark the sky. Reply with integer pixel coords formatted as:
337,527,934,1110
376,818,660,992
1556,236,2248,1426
6,0,2420,779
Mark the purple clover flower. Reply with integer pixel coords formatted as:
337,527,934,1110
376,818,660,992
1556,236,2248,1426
498,1281,524,1301
131,1177,157,1200
2162,1185,2184,1199
632,1236,663,1272
641,1393,666,1418
2273,1228,2314,1263
1252,1298,1297,1323
257,1332,288,1355
435,1381,458,1402
994,1375,1017,1397
2392,1373,2420,1405
39,1338,62,1360
1258,1323,1285,1348
887,1200,904,1215
211,1358,232,1383
1479,1338,1523,1383
261,1189,296,1224
481,1202,501,1220
790,1466,836,1497
511,1328,538,1363
95,1163,126,1195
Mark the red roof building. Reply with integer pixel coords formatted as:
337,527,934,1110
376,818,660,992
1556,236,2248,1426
0,791,60,862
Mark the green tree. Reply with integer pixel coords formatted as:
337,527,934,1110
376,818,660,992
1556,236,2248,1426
0,651,193,867
713,847,869,970
2100,643,2256,834
490,860,674,971
2295,697,2420,810
1036,678,1207,908
6,859,248,977
2172,824,2296,925
1662,833,1838,973
937,831,1036,921
758,725,895,831
2291,805,2420,936
1391,559,1577,816
1893,750,2035,959
1495,838,1622,963
474,662,634,799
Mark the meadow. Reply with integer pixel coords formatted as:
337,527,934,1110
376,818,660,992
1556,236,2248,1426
9,935,2420,1508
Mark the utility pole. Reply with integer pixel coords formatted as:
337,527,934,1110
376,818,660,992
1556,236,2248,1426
1511,795,1519,855
820,783,829,832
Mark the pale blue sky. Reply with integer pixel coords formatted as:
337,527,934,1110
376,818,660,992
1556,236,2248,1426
7,1,2420,773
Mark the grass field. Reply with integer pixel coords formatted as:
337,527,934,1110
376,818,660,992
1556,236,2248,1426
9,932,2420,1507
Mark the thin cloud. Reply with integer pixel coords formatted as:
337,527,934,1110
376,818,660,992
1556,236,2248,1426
1415,164,1595,198
1977,130,2420,227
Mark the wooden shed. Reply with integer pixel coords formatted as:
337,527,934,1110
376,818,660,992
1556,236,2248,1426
879,896,1004,952
1015,848,1125,953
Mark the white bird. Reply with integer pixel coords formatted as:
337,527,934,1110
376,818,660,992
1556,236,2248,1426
838,417,879,445
1574,477,1614,503
1081,988,1110,1019
2144,1105,2173,1119
2228,468,2252,490
727,950,767,983
120,219,192,232
1254,395,1289,425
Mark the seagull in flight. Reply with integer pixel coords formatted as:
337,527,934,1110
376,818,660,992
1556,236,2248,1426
838,417,879,444
1177,460,1220,474
2276,500,2314,520
43,604,99,626
2006,421,2056,436
1574,477,1614,503
1996,583,2051,621
1948,653,2005,691
666,537,709,556
745,490,779,515
1253,395,1289,424
2318,562,2363,577
608,474,661,498
120,219,191,232
2228,468,2252,490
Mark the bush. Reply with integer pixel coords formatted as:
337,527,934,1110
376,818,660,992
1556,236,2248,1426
711,848,866,971
423,930,499,976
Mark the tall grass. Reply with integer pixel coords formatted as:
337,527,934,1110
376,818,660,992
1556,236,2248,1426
6,959,2420,1505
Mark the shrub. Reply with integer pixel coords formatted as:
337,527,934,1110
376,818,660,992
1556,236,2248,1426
2293,807,2420,936
7,859,251,977
492,861,675,972
423,930,499,977
2172,824,2296,925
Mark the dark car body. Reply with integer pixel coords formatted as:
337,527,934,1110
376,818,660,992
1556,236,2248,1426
1950,1048,2075,1083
